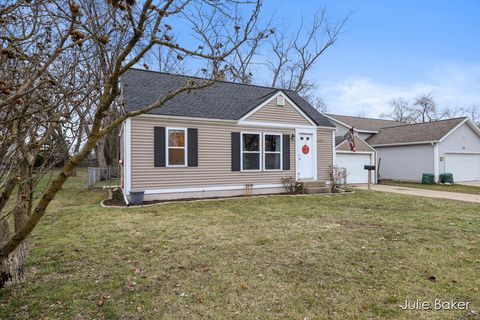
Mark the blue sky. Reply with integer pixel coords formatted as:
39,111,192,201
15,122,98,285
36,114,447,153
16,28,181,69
260,0,480,117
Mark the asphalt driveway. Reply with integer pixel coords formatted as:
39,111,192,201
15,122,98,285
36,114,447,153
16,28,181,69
354,184,480,204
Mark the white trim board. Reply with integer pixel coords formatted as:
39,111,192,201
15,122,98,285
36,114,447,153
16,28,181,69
124,118,132,195
433,143,439,182
136,183,285,195
444,151,480,155
138,113,237,123
136,109,338,130
371,140,439,147
336,150,374,155
239,91,317,126
331,131,336,170
237,120,317,130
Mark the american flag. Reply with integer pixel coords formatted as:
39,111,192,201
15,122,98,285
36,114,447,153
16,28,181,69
344,127,356,152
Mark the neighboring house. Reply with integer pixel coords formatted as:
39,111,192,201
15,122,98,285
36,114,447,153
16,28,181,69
326,114,480,183
367,117,480,182
325,114,405,140
324,114,401,183
334,134,376,184
120,69,336,201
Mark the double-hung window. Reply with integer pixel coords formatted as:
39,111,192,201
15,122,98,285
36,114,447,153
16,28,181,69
167,128,186,166
264,134,282,170
241,133,261,170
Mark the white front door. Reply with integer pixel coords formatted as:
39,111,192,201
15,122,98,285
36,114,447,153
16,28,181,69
298,133,314,180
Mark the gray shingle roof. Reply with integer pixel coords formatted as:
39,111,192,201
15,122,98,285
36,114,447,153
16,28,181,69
326,114,406,131
121,69,334,127
366,117,467,146
335,135,346,146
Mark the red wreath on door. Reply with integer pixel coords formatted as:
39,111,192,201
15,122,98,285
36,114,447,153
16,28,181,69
302,144,310,155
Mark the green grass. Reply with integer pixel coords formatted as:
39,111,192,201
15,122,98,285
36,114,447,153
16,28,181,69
384,180,480,195
0,171,479,319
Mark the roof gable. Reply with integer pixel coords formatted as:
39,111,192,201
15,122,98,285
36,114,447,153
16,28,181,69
121,69,334,127
336,134,375,152
241,91,316,126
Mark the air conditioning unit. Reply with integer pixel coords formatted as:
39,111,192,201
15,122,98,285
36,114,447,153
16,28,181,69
276,95,285,106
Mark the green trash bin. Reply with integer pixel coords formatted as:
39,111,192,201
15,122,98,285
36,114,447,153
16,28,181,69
439,173,454,184
422,173,435,184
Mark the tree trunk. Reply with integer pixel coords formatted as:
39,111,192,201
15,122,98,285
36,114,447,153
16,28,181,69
96,137,108,180
0,180,33,287
0,240,27,288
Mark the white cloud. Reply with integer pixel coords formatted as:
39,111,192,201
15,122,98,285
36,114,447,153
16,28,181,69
318,64,480,117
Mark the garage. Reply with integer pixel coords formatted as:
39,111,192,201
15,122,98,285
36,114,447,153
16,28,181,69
336,152,374,184
445,153,480,182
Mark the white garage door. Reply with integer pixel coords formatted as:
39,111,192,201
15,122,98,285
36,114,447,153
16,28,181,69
336,153,373,184
445,153,480,182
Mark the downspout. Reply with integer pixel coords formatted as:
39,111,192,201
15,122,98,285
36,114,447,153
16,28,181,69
432,142,439,183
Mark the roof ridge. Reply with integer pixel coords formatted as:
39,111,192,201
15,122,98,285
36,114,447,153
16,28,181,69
326,113,405,123
379,117,467,130
128,67,292,92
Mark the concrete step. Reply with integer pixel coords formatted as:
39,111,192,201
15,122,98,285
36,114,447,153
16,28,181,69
301,180,326,188
303,186,330,194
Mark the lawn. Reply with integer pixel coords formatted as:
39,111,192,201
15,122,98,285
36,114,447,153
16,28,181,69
0,172,479,320
384,180,480,195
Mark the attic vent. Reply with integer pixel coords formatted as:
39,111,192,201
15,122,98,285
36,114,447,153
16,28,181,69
276,95,285,106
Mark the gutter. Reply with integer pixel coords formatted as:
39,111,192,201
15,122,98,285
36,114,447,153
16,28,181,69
371,140,439,147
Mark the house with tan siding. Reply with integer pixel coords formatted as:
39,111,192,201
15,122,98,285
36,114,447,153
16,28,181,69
120,69,336,201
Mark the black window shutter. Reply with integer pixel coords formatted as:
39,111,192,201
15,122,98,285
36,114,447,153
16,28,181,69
154,127,166,167
282,134,290,170
187,128,198,167
231,132,241,171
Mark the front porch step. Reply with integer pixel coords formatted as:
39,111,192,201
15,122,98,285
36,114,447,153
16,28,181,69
303,186,331,194
301,180,326,188
299,180,330,194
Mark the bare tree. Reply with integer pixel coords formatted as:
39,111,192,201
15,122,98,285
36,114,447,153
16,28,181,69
412,94,439,123
268,9,349,95
383,95,480,126
0,0,263,287
222,7,349,94
381,97,411,123
462,105,480,126
308,95,328,113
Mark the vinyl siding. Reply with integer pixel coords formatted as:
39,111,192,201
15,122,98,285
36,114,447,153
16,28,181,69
337,137,374,152
376,144,434,181
317,129,333,181
129,116,333,191
245,97,313,125
438,123,480,174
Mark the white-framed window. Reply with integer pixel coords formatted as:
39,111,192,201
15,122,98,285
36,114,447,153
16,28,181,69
166,128,187,167
264,133,282,170
241,132,261,171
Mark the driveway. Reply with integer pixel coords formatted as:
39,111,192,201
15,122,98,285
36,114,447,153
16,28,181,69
459,181,480,187
354,184,480,204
